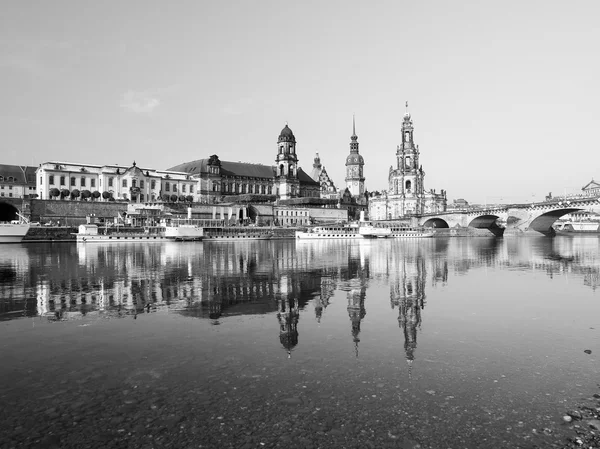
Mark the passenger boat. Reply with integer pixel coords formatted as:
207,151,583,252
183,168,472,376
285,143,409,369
0,214,31,244
554,211,600,235
386,224,435,238
295,224,363,240
358,223,392,238
203,226,274,241
76,222,203,243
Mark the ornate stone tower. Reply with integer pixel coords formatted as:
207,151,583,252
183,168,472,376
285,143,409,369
275,123,299,200
394,103,425,214
345,116,365,197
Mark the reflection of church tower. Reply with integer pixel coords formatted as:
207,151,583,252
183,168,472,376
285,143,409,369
345,116,365,197
391,256,426,377
314,278,335,322
347,279,367,357
277,297,299,357
275,123,300,200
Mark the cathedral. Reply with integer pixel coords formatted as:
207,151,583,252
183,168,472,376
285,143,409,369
368,107,446,220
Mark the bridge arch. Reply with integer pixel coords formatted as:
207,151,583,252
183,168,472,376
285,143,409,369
468,214,501,229
528,208,581,235
422,217,449,228
0,201,20,222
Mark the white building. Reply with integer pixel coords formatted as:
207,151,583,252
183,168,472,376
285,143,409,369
36,161,197,202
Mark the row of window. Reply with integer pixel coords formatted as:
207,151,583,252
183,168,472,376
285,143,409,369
164,183,193,193
276,210,308,216
0,192,12,197
43,175,174,191
216,183,273,194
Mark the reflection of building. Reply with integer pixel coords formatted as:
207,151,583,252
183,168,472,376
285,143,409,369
277,297,299,357
390,254,427,377
314,278,335,322
347,278,367,357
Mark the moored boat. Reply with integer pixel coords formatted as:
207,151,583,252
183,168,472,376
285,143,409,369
203,226,274,241
295,224,363,240
0,221,31,243
554,211,600,235
387,224,435,238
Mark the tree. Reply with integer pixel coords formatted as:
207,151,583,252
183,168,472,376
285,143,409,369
178,195,186,202
60,189,70,199
49,188,60,199
70,189,81,200
185,195,193,203
170,194,178,202
92,191,101,201
102,191,111,200
81,190,92,200
162,194,171,202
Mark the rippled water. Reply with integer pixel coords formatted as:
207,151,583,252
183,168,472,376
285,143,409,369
1,237,599,448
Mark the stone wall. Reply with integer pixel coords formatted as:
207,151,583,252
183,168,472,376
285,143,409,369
30,199,128,225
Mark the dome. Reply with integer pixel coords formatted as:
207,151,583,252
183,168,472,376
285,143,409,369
278,123,296,143
403,111,411,121
346,154,364,165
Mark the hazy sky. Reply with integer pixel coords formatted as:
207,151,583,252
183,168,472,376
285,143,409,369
2,0,598,204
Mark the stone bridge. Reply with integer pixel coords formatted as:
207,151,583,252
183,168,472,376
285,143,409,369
416,196,600,236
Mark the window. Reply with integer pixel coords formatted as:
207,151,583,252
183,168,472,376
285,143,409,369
190,185,194,193
81,177,86,187
140,180,144,189
91,179,96,188
151,180,156,189
132,179,137,188
122,179,127,188
165,183,170,192
108,177,114,187
49,175,54,185
71,177,76,186
9,185,12,190
60,176,65,185
173,185,177,192
182,185,186,193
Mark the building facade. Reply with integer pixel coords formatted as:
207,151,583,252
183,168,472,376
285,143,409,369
309,153,338,200
36,161,195,202
0,165,37,199
169,124,321,204
369,109,446,220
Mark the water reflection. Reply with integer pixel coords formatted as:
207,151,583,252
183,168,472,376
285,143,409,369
1,236,600,363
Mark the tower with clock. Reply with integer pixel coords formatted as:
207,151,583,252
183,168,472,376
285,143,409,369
344,116,365,197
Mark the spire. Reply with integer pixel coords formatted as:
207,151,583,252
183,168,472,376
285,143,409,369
351,115,358,142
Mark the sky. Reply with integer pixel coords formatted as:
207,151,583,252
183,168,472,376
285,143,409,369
1,0,599,204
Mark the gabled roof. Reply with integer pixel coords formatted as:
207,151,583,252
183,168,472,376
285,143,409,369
582,179,600,191
0,164,37,183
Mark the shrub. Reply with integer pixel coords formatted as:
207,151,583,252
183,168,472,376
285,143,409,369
92,191,101,200
185,195,193,203
70,189,81,200
81,190,92,200
170,194,178,202
60,189,70,199
49,188,60,199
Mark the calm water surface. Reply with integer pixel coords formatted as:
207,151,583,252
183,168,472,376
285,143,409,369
1,237,599,448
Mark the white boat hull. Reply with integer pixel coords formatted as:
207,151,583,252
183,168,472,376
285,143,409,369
0,223,30,243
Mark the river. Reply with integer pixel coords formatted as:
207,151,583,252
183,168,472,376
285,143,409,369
1,236,599,448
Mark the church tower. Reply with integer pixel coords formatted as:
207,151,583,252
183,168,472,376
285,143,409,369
275,123,300,200
395,103,425,214
345,116,365,197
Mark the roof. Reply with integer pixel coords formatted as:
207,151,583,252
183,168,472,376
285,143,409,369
168,158,319,185
582,179,600,191
0,164,37,184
